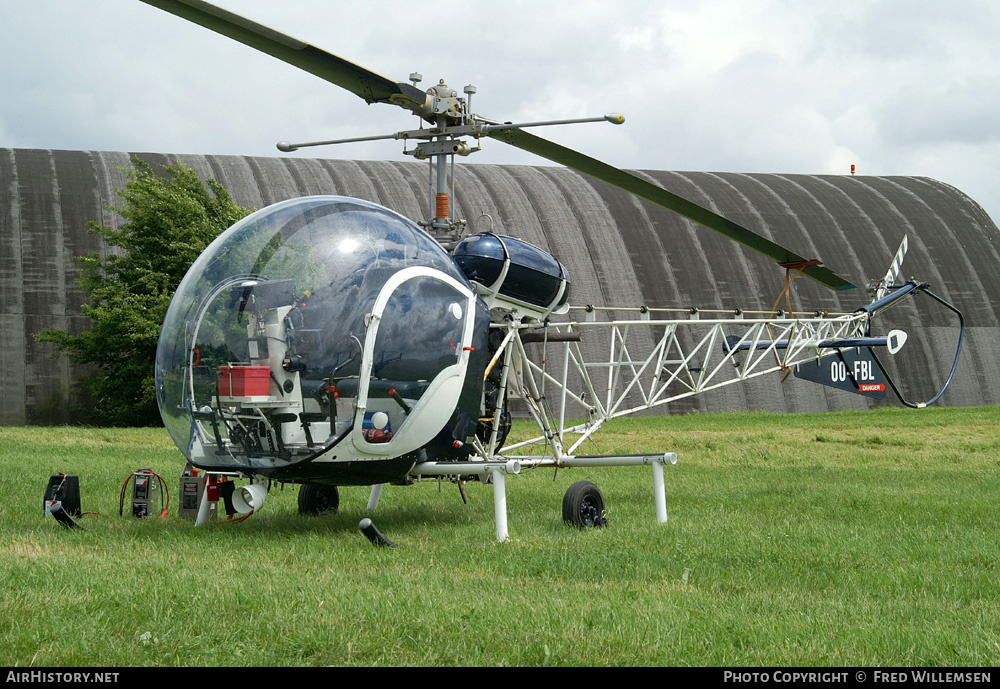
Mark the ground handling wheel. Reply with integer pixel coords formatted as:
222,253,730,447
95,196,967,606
562,480,607,528
298,483,340,516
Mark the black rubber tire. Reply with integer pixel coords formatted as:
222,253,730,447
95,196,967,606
562,480,606,528
297,483,340,516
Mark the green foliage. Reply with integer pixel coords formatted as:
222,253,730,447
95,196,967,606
36,159,251,426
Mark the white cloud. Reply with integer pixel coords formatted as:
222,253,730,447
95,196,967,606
1,0,998,224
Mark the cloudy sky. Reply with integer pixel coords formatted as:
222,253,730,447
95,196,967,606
3,0,1000,225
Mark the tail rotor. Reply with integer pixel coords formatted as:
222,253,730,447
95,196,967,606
870,235,909,302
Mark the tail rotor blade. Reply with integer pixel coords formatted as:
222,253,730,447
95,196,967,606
877,235,909,301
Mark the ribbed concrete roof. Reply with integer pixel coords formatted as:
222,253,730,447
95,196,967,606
2,148,996,424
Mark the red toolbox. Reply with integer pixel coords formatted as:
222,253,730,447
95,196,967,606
218,365,271,397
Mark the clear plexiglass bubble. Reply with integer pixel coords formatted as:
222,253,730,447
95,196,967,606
155,196,474,471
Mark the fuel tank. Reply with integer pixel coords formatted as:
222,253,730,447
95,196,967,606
452,232,570,318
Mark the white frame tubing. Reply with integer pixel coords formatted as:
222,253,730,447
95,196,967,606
493,311,869,456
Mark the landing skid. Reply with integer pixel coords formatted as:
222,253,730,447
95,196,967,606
407,452,677,541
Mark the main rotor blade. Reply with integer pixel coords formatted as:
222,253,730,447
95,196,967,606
488,128,857,291
139,0,426,111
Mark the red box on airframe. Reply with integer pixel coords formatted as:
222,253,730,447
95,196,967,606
218,365,270,397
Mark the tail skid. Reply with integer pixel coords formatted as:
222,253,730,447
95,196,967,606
861,253,965,408
865,282,965,408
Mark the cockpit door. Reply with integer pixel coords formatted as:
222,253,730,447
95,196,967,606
352,267,477,456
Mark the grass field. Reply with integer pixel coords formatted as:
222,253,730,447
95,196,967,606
1,406,998,667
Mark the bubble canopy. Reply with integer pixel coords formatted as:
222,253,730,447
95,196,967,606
156,196,479,476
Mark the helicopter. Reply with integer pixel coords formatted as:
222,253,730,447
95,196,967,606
146,0,964,541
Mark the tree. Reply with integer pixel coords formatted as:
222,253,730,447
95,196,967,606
37,158,251,426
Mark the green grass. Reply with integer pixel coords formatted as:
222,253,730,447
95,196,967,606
2,406,999,666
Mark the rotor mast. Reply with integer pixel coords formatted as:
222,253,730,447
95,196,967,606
410,77,474,247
